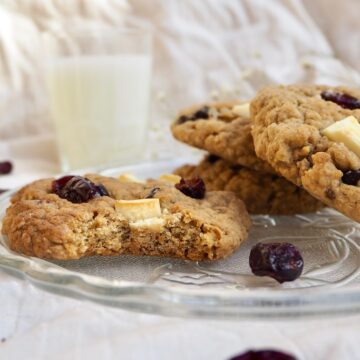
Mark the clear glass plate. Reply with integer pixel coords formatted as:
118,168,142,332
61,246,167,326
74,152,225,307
1,158,360,319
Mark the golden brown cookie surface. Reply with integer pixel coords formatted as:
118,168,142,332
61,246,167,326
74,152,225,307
171,101,274,173
251,85,360,222
2,174,251,260
175,156,323,215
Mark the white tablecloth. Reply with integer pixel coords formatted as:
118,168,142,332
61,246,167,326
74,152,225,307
2,1,360,359
1,269,360,360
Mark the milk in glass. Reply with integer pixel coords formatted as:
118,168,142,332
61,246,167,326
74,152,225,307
46,54,152,170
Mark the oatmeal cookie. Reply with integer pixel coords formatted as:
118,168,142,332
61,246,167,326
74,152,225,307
251,84,360,222
2,174,251,260
174,155,323,215
171,101,274,173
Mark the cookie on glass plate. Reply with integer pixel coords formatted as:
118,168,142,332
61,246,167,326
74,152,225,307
174,155,323,215
2,174,251,261
171,101,274,173
251,84,360,222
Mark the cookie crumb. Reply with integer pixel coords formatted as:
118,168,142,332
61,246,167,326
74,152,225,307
253,50,262,58
156,90,166,101
210,90,219,100
300,59,313,69
239,68,253,80
220,83,234,97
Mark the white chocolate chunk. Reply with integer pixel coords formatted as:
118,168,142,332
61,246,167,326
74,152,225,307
130,217,165,231
159,173,181,184
232,103,250,118
118,173,144,183
115,198,161,221
200,232,217,247
322,116,360,157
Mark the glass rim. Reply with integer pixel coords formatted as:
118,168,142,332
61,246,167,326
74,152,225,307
41,25,152,58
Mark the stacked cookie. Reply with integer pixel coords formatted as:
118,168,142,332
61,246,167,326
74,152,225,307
251,85,360,222
171,93,325,215
4,84,360,262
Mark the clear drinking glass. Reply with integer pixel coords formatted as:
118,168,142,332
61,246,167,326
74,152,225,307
44,27,152,171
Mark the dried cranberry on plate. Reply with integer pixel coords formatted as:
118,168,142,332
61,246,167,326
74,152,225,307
249,242,304,283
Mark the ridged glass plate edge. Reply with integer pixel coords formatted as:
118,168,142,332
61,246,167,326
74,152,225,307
1,159,360,319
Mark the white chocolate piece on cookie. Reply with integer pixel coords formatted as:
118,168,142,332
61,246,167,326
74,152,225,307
232,103,250,118
159,174,181,184
129,217,165,231
322,116,360,157
130,217,165,231
115,198,161,221
118,173,144,183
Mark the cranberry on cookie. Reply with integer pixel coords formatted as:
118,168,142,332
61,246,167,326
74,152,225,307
251,85,360,222
2,174,251,260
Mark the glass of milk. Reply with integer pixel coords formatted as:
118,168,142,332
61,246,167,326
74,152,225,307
44,27,152,171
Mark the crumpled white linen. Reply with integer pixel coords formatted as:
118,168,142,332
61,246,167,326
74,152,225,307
1,1,360,359
1,0,360,186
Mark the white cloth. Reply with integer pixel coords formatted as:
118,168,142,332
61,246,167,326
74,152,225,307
1,270,360,360
1,0,360,170
1,1,360,359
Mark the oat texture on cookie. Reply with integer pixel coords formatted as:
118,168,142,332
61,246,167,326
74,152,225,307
2,173,251,260
174,156,323,215
251,85,360,222
171,101,274,173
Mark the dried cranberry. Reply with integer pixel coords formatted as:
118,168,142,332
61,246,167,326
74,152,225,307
193,106,209,119
249,242,304,283
321,91,360,110
52,175,109,203
207,154,220,163
229,350,297,360
177,106,210,124
52,175,76,193
342,169,360,186
0,161,13,175
96,184,110,196
0,189,8,195
175,177,206,199
177,115,189,124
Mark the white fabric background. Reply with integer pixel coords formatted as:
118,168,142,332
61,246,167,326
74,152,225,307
1,1,360,359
